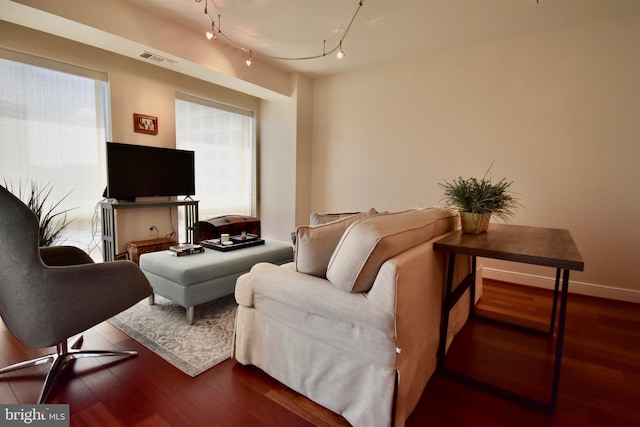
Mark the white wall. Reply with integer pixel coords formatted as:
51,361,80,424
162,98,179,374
259,73,313,242
258,90,297,241
311,15,640,298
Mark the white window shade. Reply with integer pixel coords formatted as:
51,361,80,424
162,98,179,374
0,51,109,258
175,95,255,221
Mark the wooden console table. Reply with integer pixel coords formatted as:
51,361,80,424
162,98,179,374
434,223,584,413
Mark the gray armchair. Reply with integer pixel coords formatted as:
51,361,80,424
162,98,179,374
0,186,152,403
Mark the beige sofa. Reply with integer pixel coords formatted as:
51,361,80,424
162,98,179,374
233,208,475,426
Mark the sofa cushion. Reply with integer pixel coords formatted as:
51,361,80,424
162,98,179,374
310,211,360,225
295,208,377,278
326,208,458,293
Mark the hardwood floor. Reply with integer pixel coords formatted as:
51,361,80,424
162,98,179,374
1,280,639,426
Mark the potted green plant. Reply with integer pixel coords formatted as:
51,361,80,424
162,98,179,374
2,180,75,246
439,167,520,234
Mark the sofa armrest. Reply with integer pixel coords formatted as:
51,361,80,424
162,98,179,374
236,262,395,333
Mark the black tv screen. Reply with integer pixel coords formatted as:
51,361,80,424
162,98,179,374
105,142,195,201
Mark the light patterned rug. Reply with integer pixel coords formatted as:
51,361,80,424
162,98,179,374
109,294,237,377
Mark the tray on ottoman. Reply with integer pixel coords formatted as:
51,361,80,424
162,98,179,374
201,235,264,251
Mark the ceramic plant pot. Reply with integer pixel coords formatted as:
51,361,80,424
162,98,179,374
460,212,491,234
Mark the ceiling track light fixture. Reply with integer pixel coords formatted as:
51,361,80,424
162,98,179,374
337,41,345,59
194,0,365,66
206,21,216,40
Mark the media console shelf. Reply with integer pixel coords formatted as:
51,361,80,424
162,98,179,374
101,199,199,262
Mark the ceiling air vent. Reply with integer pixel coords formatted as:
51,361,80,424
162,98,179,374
139,52,177,65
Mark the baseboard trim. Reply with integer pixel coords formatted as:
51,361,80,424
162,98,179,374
483,268,640,304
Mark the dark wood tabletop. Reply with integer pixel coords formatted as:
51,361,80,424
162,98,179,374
434,223,584,271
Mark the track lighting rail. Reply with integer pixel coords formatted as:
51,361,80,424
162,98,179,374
195,0,364,66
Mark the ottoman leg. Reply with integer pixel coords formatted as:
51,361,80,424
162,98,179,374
186,306,195,325
148,293,155,305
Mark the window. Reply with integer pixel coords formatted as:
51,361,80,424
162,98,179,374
175,94,255,225
0,51,109,259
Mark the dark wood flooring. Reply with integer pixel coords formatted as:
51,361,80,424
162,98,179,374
1,280,639,426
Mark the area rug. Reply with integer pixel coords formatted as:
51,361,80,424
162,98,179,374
109,294,237,377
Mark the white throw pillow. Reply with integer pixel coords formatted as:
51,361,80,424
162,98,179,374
310,211,360,225
326,208,458,293
295,208,377,278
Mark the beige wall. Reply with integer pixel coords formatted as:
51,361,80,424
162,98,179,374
311,14,640,299
9,0,291,99
2,7,638,300
0,22,262,253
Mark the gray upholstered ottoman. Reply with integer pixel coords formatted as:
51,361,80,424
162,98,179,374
139,240,293,324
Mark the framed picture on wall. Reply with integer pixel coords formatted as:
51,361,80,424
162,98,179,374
133,113,158,135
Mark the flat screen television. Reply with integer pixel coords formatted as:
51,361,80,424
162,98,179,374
105,141,195,201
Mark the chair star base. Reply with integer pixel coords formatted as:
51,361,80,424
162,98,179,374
0,335,138,404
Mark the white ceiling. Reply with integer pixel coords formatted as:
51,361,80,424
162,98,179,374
120,0,640,77
4,0,640,88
